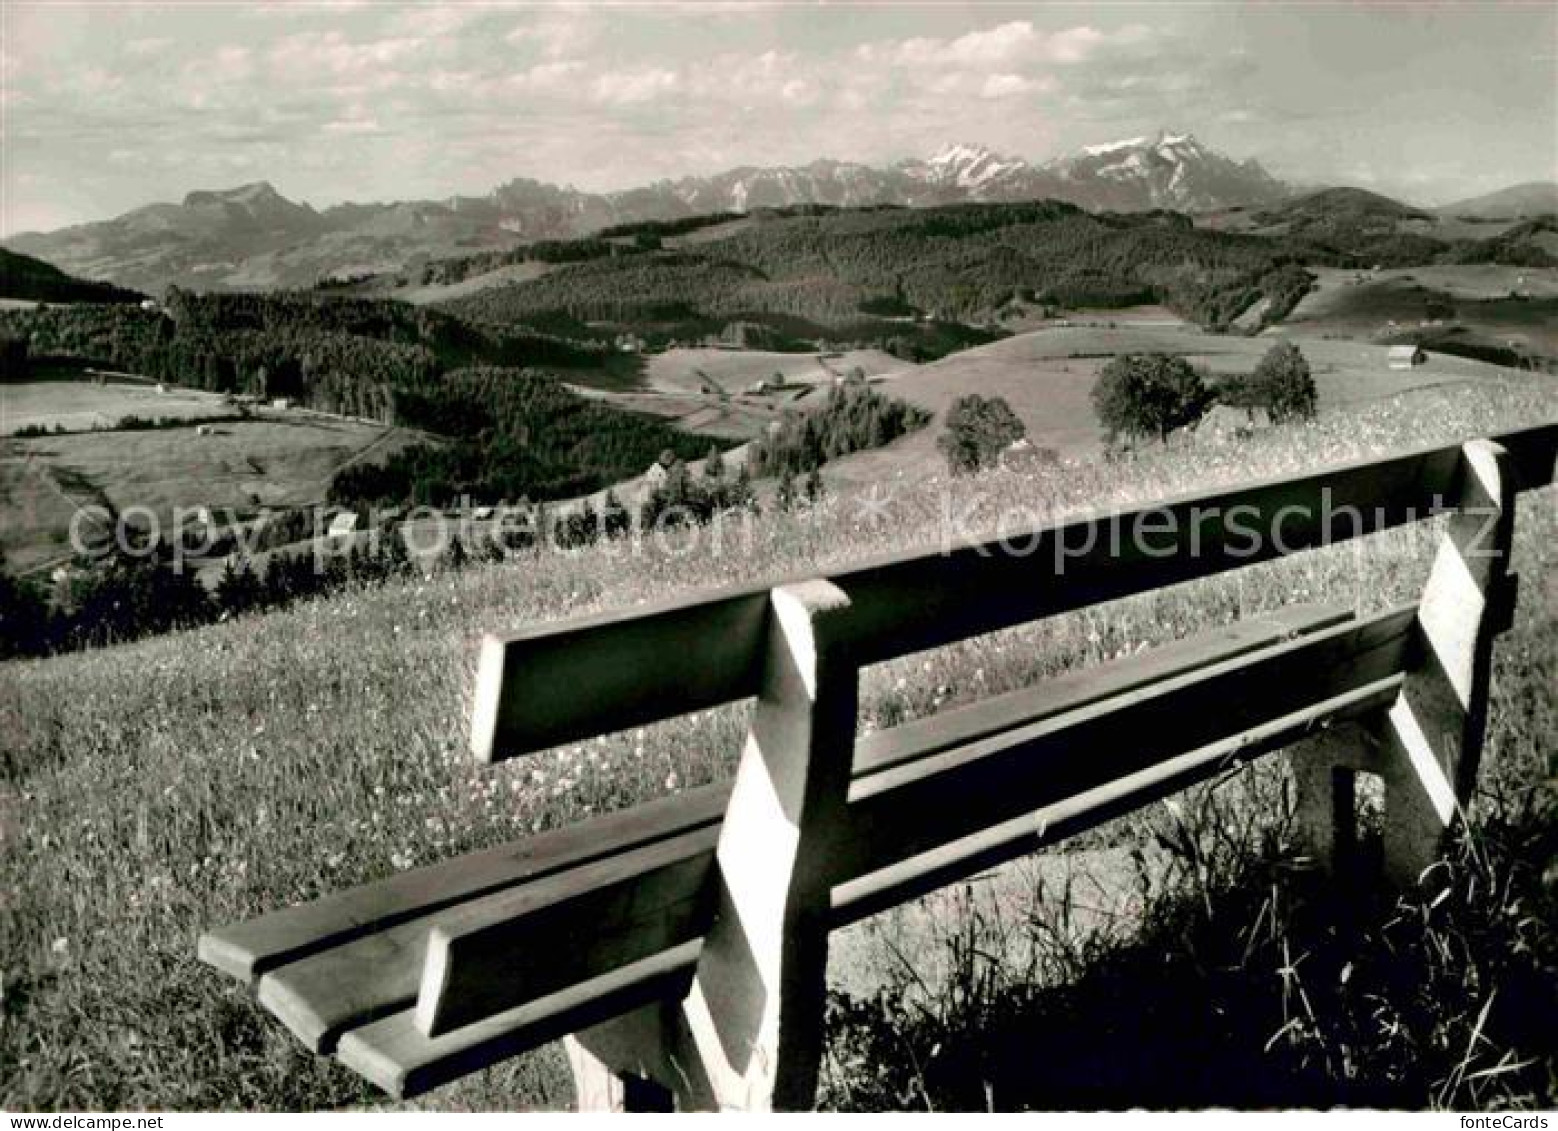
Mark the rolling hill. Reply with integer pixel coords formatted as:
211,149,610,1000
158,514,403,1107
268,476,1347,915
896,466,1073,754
1198,187,1557,268
432,200,1319,346
1438,182,1558,220
816,325,1552,489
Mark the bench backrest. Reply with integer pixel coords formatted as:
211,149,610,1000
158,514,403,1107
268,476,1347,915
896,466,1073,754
473,423,1556,761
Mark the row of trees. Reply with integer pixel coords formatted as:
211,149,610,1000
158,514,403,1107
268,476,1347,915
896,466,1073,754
747,383,932,479
1090,341,1319,445
0,532,480,661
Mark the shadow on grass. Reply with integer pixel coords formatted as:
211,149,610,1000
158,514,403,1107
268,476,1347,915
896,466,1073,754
820,798,1558,1112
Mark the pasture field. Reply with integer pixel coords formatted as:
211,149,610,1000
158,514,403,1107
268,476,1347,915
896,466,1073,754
819,326,1539,490
1283,265,1558,359
0,417,421,574
1,378,1554,1110
570,345,913,444
0,375,234,436
642,346,907,395
568,385,781,442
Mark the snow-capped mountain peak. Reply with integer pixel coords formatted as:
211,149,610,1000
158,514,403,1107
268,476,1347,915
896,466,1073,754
1082,136,1150,158
1043,129,1282,211
911,142,1031,190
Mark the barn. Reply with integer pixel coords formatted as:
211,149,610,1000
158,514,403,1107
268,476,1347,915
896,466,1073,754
1387,344,1427,370
327,512,359,539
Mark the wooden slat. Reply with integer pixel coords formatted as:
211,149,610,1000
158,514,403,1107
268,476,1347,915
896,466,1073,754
838,605,1419,883
416,826,720,1038
471,587,771,763
337,941,703,1100
474,423,1555,760
258,916,432,1053
197,781,728,982
853,604,1353,778
832,674,1404,926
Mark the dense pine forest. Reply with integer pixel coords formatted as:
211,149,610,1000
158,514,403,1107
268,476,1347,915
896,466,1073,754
0,248,144,305
328,366,711,506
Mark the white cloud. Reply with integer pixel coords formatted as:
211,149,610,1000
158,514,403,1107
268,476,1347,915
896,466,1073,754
592,68,680,106
982,73,1041,99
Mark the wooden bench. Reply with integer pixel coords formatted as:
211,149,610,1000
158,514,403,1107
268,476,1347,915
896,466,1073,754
200,427,1556,1110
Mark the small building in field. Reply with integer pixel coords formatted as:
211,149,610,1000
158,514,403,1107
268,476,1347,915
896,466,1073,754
1387,345,1427,370
271,397,292,410
327,512,359,539
644,449,680,490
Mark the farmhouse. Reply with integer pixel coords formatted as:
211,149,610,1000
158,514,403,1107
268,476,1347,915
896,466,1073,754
644,449,679,489
1387,344,1427,369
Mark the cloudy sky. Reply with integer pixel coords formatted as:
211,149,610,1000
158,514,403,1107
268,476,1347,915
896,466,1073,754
2,1,1554,235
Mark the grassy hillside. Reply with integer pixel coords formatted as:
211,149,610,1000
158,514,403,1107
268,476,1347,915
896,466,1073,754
1202,189,1555,269
811,326,1546,490
1,378,1554,1110
1282,265,1558,367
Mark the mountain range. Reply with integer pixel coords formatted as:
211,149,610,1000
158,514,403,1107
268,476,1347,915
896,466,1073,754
6,131,1293,294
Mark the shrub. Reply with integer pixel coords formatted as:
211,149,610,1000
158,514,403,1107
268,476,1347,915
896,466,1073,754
1220,342,1318,425
1253,341,1318,424
1091,353,1211,444
937,394,1028,474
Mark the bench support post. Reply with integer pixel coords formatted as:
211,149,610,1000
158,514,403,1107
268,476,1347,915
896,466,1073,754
1378,440,1515,889
565,1030,674,1112
566,579,858,1111
1294,440,1516,888
1291,728,1370,874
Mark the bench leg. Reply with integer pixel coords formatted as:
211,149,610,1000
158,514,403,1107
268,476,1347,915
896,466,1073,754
565,1031,674,1112
1294,441,1516,891
1292,737,1360,874
1291,722,1386,875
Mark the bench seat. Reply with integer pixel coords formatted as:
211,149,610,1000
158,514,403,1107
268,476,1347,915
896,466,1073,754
199,601,1412,1098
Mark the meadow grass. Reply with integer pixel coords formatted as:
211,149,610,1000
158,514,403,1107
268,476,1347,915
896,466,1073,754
0,379,1554,1110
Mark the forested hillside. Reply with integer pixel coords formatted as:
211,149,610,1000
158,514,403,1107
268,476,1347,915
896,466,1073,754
0,248,143,305
431,195,1555,346
0,289,606,418
329,366,711,506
